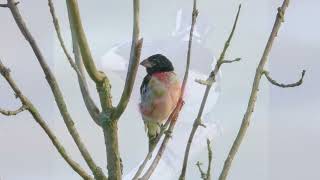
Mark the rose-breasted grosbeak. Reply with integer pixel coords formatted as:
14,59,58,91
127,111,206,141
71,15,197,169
139,54,181,152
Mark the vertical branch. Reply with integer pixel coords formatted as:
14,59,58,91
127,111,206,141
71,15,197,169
0,60,93,180
218,1,291,179
179,5,241,180
6,1,106,179
112,0,143,120
137,1,198,180
48,0,101,126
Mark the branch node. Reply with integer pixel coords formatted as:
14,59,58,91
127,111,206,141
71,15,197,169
277,7,285,22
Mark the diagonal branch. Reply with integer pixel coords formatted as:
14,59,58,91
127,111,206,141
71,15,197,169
0,59,93,180
218,1,295,180
66,0,113,112
6,1,106,179
48,0,101,126
263,70,305,88
179,5,242,180
0,105,27,116
65,0,106,83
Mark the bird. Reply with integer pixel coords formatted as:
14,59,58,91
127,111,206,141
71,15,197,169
139,54,181,152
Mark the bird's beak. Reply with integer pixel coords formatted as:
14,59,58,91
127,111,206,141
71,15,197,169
140,59,153,68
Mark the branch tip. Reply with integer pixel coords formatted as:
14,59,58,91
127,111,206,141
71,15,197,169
263,70,306,88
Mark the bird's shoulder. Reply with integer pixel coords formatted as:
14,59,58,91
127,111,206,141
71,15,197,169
140,74,151,95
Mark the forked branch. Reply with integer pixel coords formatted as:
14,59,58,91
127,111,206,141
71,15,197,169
48,0,101,126
0,59,93,180
196,139,213,180
6,1,106,179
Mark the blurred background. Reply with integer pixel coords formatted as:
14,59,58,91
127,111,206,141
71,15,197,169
0,0,319,179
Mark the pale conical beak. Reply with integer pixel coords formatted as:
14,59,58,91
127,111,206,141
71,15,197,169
140,59,153,68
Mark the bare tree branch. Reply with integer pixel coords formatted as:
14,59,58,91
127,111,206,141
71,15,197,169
221,58,241,64
218,1,295,179
179,5,242,180
0,59,93,180
196,162,206,180
66,0,113,113
136,1,198,180
139,101,183,180
0,1,18,7
65,0,106,83
48,0,101,126
263,70,306,88
195,139,213,180
0,105,27,116
112,0,143,120
6,1,106,179
206,139,213,180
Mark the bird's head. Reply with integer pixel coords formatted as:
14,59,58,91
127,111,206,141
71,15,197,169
140,54,174,75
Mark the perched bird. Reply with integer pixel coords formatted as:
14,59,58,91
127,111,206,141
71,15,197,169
139,54,181,152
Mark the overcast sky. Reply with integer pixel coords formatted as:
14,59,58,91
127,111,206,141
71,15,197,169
0,0,319,180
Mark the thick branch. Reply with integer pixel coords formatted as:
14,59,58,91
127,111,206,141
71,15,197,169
179,5,241,180
263,70,305,88
66,0,106,83
0,105,27,116
218,1,292,180
48,0,101,126
6,1,106,179
0,60,93,180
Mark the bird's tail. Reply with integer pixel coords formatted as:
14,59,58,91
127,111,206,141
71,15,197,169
146,121,161,153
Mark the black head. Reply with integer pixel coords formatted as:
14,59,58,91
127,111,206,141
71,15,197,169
140,54,174,75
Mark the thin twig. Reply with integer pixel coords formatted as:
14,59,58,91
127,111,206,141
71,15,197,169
137,1,198,180
48,0,101,126
0,105,27,116
179,5,242,180
196,162,206,180
196,139,213,180
218,1,294,179
263,70,305,88
0,59,93,180
6,1,106,179
206,139,213,180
